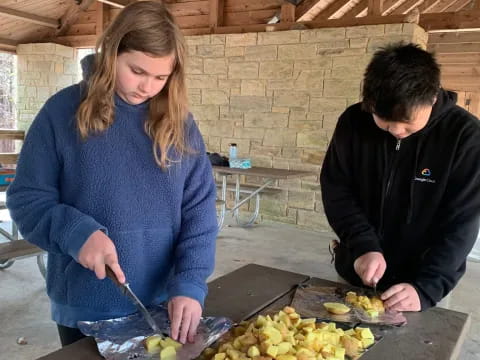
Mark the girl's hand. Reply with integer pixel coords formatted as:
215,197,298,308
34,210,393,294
168,296,202,344
78,230,126,283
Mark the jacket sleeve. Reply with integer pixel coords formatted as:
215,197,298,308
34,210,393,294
166,116,217,307
320,111,383,260
413,134,480,310
6,104,106,261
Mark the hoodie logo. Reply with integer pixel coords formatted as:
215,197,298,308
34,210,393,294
421,168,431,176
415,168,436,183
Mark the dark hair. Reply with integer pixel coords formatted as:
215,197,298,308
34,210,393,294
362,42,440,122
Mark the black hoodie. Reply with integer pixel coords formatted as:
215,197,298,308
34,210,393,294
320,89,480,310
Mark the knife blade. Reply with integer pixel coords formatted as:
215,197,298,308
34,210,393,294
106,266,164,336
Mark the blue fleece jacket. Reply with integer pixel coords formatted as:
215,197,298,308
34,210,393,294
6,84,218,327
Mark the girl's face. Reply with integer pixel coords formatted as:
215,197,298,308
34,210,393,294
115,50,175,105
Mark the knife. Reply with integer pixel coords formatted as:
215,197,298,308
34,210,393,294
106,266,164,336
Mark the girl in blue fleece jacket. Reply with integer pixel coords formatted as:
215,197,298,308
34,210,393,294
7,1,217,347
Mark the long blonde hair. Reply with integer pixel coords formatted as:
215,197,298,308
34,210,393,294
76,1,188,169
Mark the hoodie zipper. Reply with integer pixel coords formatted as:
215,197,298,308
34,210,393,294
379,139,402,236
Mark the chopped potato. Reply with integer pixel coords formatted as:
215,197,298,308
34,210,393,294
160,346,176,360
144,335,182,357
200,307,376,360
323,302,351,315
344,292,385,317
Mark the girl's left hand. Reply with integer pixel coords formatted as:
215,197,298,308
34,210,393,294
168,296,202,344
381,283,421,312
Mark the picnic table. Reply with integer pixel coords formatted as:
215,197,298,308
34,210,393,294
213,166,315,227
37,263,470,360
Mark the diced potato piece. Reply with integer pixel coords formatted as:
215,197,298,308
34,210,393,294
145,335,163,354
160,346,176,360
341,336,362,358
261,326,282,345
247,345,260,358
214,353,227,360
366,309,379,318
160,338,182,351
355,327,374,340
277,341,292,355
323,303,351,315
361,337,374,349
266,345,278,358
277,355,297,360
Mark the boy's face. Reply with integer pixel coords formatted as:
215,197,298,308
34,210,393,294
115,50,175,105
372,102,435,139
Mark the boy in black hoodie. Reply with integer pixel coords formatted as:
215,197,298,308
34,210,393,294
320,43,480,311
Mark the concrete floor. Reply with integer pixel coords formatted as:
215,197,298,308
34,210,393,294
0,220,479,360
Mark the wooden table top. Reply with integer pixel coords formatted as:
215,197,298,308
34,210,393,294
37,264,470,360
212,166,315,179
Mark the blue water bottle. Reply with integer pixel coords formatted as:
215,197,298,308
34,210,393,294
229,143,237,160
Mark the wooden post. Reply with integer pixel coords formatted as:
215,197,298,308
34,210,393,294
96,2,108,38
281,2,296,22
209,0,225,33
368,0,384,15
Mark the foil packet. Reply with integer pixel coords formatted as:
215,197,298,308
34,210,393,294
78,305,233,360
290,285,407,326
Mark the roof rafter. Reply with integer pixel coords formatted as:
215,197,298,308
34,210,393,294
391,0,424,14
427,0,460,12
446,0,474,11
368,0,384,15
341,0,368,18
209,0,225,31
314,0,352,20
0,4,58,28
295,0,322,21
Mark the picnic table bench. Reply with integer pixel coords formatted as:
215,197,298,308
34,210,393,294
213,166,315,228
37,263,470,360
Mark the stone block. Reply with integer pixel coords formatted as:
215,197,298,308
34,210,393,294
323,113,340,130
244,112,288,128
259,61,293,79
209,121,235,137
349,38,369,48
293,58,332,72
301,150,325,165
226,33,257,47
300,28,346,43
16,44,33,54
244,45,277,60
251,143,282,157
288,190,315,210
241,80,265,96
297,209,330,231
228,62,258,79
31,43,56,54
323,79,360,98
385,23,403,34
211,34,226,44
202,89,229,105
294,71,324,90
186,58,204,74
258,30,300,45
234,127,265,139
218,79,241,90
263,128,297,147
310,97,347,113
297,130,329,149
278,44,317,59
266,79,294,90
274,90,309,109
28,61,53,72
367,36,412,52
190,104,219,121
197,44,225,57
225,47,245,57
288,120,322,131
55,44,74,58
230,96,271,112
346,25,385,38
203,58,227,74
186,35,211,45
186,74,218,89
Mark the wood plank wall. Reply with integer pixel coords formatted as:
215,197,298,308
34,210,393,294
428,31,480,92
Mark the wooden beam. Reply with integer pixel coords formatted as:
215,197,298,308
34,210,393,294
96,2,108,37
427,0,459,12
53,34,97,48
0,37,17,51
416,0,442,12
420,9,480,30
295,0,321,21
97,0,133,8
313,0,351,20
0,130,24,140
281,2,296,22
446,0,474,11
391,0,424,14
368,0,384,15
474,0,480,8
209,0,225,31
0,5,58,28
57,0,96,35
341,0,368,18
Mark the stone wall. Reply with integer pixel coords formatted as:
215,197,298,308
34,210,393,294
186,23,427,231
16,43,77,131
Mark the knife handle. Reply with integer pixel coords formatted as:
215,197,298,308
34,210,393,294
106,265,123,287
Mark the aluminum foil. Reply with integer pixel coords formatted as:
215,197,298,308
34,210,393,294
290,285,407,326
78,305,233,360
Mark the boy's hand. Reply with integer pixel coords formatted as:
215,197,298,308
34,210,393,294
381,283,421,311
353,251,386,287
168,296,202,344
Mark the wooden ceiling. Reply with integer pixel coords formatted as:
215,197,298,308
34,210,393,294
0,0,479,52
